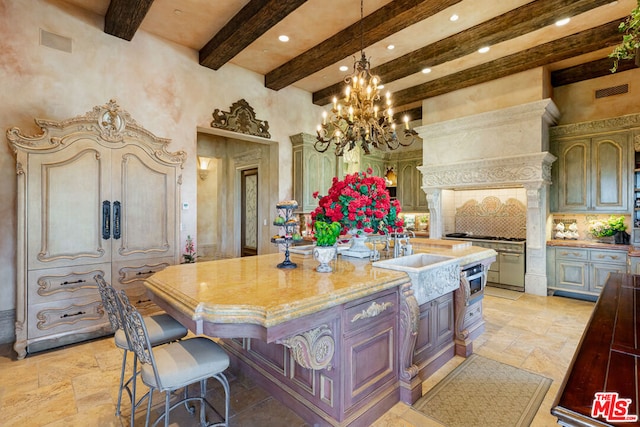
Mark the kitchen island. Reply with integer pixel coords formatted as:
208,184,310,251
145,246,496,426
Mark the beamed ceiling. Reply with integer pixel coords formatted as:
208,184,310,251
69,0,638,117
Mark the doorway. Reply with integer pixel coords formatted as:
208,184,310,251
241,168,258,256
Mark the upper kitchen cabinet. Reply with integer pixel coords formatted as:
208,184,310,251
395,151,427,212
362,149,426,212
550,116,635,213
6,100,185,358
291,133,341,213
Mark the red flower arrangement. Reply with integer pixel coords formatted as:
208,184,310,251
311,168,404,235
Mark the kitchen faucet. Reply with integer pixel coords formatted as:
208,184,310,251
391,230,415,258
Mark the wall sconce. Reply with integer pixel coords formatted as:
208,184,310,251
198,156,212,180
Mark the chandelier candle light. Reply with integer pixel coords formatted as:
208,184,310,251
315,0,418,156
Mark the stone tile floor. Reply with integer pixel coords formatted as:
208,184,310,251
0,291,594,426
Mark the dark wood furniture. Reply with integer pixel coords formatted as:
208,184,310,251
552,273,640,426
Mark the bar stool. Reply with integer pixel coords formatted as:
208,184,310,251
117,289,230,427
94,275,188,425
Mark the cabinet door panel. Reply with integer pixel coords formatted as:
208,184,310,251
556,261,588,291
397,161,416,211
344,324,395,409
415,162,428,211
434,294,454,346
593,136,627,211
591,263,627,293
558,140,589,211
28,141,112,269
112,147,176,261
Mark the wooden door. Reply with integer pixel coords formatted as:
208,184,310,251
27,139,112,270
241,168,258,257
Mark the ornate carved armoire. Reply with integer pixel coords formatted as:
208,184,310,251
7,100,185,358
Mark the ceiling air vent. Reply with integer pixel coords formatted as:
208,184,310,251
595,84,628,99
40,29,72,53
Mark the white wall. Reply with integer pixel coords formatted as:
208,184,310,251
0,0,322,318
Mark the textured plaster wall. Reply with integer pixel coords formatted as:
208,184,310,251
0,0,322,315
422,68,547,126
552,68,640,125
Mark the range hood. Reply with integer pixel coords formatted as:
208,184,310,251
412,99,560,296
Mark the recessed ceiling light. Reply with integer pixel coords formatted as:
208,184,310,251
387,44,395,50
555,17,570,26
173,9,182,16
478,46,490,54
278,35,289,42
450,14,459,22
421,67,432,74
339,65,349,72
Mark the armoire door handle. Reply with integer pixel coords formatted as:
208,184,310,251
113,201,121,240
102,200,111,240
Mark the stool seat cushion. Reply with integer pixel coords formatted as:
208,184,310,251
115,313,187,349
140,337,230,390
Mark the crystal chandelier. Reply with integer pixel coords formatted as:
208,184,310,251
315,0,418,156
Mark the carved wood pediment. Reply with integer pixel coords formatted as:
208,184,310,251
6,99,186,168
211,99,270,139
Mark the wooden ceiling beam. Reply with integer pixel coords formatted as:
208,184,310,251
390,21,622,109
313,0,615,106
200,0,307,70
265,0,462,91
104,0,155,41
551,58,639,87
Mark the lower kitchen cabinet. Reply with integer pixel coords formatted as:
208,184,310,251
630,256,640,274
547,247,628,297
413,292,454,370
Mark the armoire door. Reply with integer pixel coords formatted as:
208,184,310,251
27,139,113,270
110,145,177,263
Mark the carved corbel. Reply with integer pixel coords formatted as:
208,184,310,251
399,282,420,381
454,273,471,341
278,324,335,371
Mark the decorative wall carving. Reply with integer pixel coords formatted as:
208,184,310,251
419,152,556,190
211,99,271,138
549,112,640,138
278,324,335,370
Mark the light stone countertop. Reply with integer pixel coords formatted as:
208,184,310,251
547,239,631,251
145,246,496,332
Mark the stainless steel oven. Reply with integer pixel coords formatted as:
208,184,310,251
446,233,526,291
462,263,485,301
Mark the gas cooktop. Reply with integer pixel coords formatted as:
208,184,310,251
445,233,526,242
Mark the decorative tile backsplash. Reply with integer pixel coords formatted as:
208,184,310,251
455,196,526,238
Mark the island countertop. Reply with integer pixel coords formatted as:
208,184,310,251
145,246,495,336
